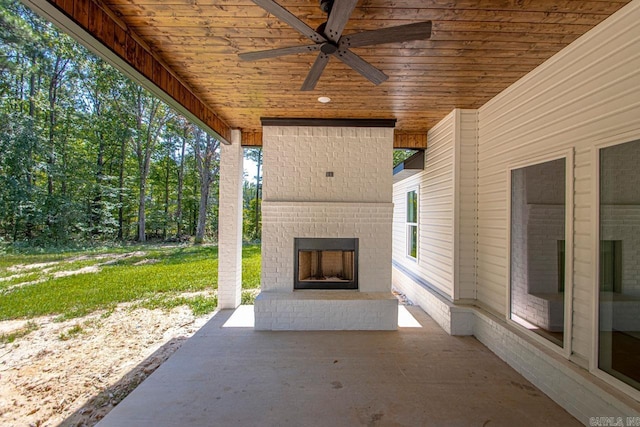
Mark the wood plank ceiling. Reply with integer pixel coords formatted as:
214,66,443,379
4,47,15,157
98,0,630,137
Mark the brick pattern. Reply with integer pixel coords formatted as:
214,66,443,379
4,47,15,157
510,160,567,332
217,131,243,309
257,125,396,330
254,291,398,330
262,126,393,203
511,203,566,330
261,202,393,293
601,141,640,204
601,204,640,300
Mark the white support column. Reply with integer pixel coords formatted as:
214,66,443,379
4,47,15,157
217,129,243,309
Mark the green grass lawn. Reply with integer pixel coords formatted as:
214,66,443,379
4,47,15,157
0,244,261,321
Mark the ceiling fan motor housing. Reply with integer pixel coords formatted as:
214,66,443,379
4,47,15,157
320,42,338,54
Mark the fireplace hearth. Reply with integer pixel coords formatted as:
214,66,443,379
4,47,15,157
294,238,358,290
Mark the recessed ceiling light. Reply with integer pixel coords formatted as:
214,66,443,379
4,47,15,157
317,96,331,103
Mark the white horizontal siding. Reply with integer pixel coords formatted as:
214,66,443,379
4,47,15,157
477,0,640,363
393,111,456,299
572,147,593,361
456,110,479,300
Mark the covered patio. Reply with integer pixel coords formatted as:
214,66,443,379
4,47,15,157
18,0,640,422
97,305,579,426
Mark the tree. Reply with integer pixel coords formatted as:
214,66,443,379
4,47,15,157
192,128,220,244
243,148,262,241
79,56,129,238
0,2,223,246
393,149,417,167
126,84,173,242
175,119,190,237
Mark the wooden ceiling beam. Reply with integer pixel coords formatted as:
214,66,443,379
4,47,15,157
393,132,428,150
24,0,232,143
241,131,263,147
240,131,428,150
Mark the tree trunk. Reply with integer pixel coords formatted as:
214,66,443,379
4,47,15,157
24,61,37,239
192,179,198,235
176,127,187,236
254,150,262,237
117,136,126,240
92,96,104,232
28,65,36,120
194,133,209,244
163,137,171,240
47,56,63,196
194,176,209,244
138,175,147,242
193,133,220,244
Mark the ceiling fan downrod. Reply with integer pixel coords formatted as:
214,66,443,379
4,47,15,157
319,0,334,14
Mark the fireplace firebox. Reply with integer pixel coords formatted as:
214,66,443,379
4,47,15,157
294,238,358,290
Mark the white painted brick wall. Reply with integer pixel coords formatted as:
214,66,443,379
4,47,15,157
511,202,566,331
254,291,398,330
257,125,396,330
217,130,243,309
261,202,392,293
601,207,640,299
262,126,393,203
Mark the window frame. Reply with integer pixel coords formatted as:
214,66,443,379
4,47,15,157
406,187,419,261
591,136,640,401
506,149,574,359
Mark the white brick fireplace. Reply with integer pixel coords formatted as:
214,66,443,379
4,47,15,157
254,122,398,330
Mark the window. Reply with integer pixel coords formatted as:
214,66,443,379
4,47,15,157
510,158,566,347
600,240,622,293
598,139,640,391
406,189,418,259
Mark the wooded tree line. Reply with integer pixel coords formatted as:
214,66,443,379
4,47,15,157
0,0,225,245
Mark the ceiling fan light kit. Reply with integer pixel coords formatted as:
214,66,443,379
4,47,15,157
239,0,432,91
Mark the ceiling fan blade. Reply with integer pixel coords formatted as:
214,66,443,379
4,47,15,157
301,53,331,91
335,48,388,85
340,21,432,48
324,0,358,43
239,44,320,61
251,0,326,43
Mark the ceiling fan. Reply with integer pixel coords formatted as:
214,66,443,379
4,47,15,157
239,0,432,91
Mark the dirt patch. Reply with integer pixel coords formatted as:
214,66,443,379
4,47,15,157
52,266,101,278
66,252,147,264
7,262,61,273
133,259,159,266
0,304,214,426
2,252,153,294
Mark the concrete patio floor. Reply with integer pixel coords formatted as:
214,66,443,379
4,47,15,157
97,305,580,426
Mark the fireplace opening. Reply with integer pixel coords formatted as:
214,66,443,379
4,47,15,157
294,238,358,290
